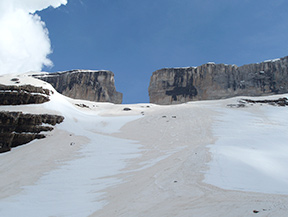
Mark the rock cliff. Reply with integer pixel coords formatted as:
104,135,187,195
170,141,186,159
0,111,64,153
0,82,64,153
0,84,51,105
33,70,123,104
149,56,288,104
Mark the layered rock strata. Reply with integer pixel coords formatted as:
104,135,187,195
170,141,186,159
0,84,50,105
33,70,123,104
0,111,64,153
149,56,288,104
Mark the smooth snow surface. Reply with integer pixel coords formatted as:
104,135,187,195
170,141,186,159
205,104,288,194
0,136,140,217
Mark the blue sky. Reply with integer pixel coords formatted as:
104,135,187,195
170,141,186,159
38,0,288,103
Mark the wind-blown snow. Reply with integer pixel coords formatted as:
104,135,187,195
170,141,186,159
205,104,288,194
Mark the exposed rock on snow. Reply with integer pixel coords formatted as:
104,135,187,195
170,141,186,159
75,103,90,108
0,78,64,153
0,111,64,153
123,107,132,111
242,97,288,106
149,55,288,104
0,84,51,105
33,70,123,104
227,97,288,108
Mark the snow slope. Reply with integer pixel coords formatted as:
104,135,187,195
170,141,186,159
1,73,288,216
0,74,143,216
205,102,288,194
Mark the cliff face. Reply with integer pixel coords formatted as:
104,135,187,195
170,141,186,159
0,111,64,153
33,70,123,104
149,56,288,104
0,82,64,153
0,84,51,105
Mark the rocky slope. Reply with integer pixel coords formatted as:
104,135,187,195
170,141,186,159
33,70,123,104
149,56,288,104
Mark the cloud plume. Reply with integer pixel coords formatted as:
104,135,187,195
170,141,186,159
0,0,67,75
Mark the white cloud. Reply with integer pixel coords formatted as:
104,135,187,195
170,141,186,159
0,0,67,75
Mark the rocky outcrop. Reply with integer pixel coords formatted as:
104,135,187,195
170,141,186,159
33,70,123,104
0,84,51,105
0,111,64,153
227,97,288,108
149,56,288,104
242,97,288,106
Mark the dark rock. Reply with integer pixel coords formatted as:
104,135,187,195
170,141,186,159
0,84,50,105
242,97,288,106
10,78,19,82
75,103,89,108
0,111,64,154
10,133,46,148
33,70,123,104
123,107,132,111
149,56,288,104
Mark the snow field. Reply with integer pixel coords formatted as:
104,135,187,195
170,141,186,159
205,104,288,194
0,87,142,217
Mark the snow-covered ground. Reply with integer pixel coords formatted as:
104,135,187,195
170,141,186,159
0,75,144,217
1,74,288,216
205,103,288,194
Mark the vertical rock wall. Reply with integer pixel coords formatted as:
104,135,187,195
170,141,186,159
0,112,64,153
149,56,288,104
33,70,123,104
